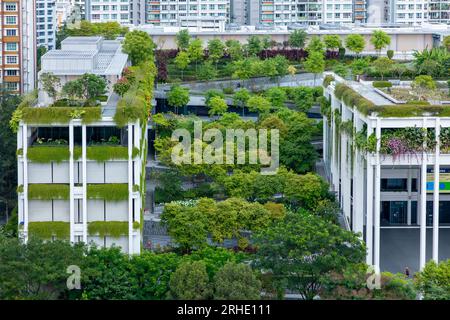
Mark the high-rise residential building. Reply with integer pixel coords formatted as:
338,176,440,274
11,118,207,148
428,0,449,24
55,0,75,28
146,0,230,29
36,0,57,50
1,0,35,93
384,0,450,25
322,72,450,273
83,0,145,25
17,36,145,254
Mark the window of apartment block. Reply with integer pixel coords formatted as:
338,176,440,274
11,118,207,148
5,29,17,36
120,13,128,20
6,55,18,64
4,82,19,91
5,16,17,25
5,70,19,76
4,3,17,11
5,42,18,51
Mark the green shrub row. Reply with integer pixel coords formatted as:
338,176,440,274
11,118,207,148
28,184,70,200
323,75,335,87
87,184,128,201
87,221,129,238
28,221,70,239
26,146,139,163
334,83,376,116
372,81,393,88
21,107,102,125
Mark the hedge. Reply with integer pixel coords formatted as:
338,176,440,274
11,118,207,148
27,146,70,163
28,184,70,200
373,81,393,88
87,221,129,238
334,83,376,115
323,75,335,87
87,184,128,201
28,221,70,239
84,146,140,161
21,107,102,124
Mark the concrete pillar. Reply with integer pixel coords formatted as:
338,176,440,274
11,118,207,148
407,168,412,225
433,119,440,262
69,122,74,243
420,119,427,270
128,123,133,255
366,162,374,265
374,119,381,269
22,124,29,242
82,125,87,243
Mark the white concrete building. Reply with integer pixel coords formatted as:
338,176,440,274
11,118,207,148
385,0,450,25
18,37,145,255
55,0,75,28
323,72,450,272
85,0,132,24
36,0,57,50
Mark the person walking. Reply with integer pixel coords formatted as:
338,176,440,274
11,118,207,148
404,267,410,278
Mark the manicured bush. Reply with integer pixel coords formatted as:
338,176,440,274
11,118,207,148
85,146,140,162
373,81,393,88
28,221,70,239
87,184,128,201
87,221,129,238
21,107,101,124
387,50,394,59
28,184,70,200
323,75,335,87
27,146,70,163
222,87,234,94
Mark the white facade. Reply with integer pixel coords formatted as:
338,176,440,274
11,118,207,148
36,0,57,50
86,0,132,24
323,72,450,272
386,0,450,25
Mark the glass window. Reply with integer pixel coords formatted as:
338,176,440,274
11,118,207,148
5,42,18,51
381,178,408,192
5,16,17,24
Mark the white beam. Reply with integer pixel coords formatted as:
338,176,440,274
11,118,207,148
69,122,74,243
420,119,427,270
433,118,440,262
82,125,87,243
374,118,381,269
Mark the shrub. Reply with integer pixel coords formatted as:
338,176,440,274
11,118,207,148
323,75,335,87
373,81,393,88
28,221,70,239
28,184,70,200
85,146,140,162
21,107,102,124
27,146,70,163
87,221,129,238
87,184,128,201
387,50,394,59
222,87,234,94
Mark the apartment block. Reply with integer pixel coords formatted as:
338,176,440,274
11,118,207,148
385,0,449,25
17,37,146,254
146,0,230,29
85,0,133,24
322,72,450,272
36,0,57,50
0,0,35,93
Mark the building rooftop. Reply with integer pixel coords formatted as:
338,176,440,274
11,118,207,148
40,37,128,76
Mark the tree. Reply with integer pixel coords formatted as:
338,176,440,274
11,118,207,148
176,29,190,51
61,73,106,101
207,38,225,69
0,91,20,221
415,260,450,300
40,72,61,101
324,35,342,51
169,261,212,300
304,51,325,85
122,30,155,65
288,29,307,49
167,85,190,114
174,51,190,80
307,36,325,54
187,38,203,72
370,30,391,56
213,262,261,300
0,235,85,299
346,34,366,56
37,45,47,71
412,75,436,101
278,109,317,173
253,211,366,300
225,39,243,61
233,88,250,116
246,35,262,56
265,87,286,109
321,264,417,300
391,63,408,80
113,77,131,97
444,36,450,51
198,61,217,80
372,57,394,80
351,57,371,77
283,173,330,210
247,95,271,114
207,96,228,117
204,89,225,105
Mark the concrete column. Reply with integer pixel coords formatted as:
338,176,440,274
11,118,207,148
366,162,374,265
433,119,440,262
82,125,87,243
22,124,29,242
407,169,412,225
420,119,427,270
374,119,381,269
128,124,133,255
69,122,74,243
